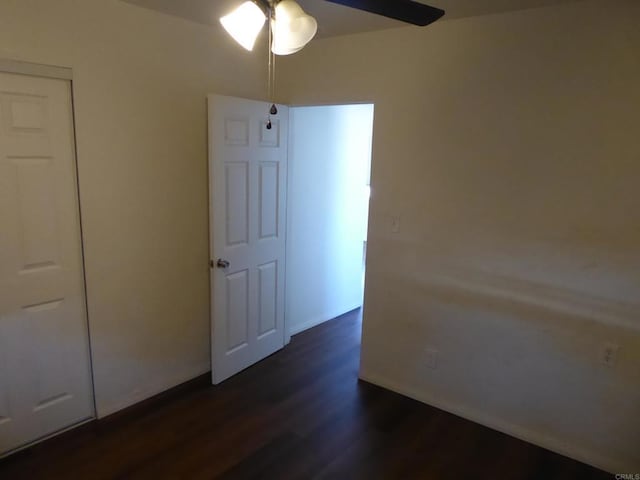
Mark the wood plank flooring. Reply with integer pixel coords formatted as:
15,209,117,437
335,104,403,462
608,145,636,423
0,309,610,479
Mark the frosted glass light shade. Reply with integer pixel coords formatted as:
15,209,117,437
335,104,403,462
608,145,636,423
272,0,317,56
220,1,266,51
271,42,304,56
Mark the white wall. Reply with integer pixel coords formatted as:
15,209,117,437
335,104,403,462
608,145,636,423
287,105,373,335
279,0,640,472
0,0,266,417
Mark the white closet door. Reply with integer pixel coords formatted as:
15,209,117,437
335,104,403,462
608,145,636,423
0,72,94,455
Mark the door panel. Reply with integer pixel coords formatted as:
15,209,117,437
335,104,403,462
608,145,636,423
259,162,279,239
14,158,59,268
225,162,249,246
257,261,277,336
0,72,93,455
208,95,288,384
226,269,250,352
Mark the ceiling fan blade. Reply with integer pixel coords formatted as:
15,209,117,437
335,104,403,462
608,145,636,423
324,0,444,26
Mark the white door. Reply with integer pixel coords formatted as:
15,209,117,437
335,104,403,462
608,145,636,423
0,72,94,454
208,95,288,384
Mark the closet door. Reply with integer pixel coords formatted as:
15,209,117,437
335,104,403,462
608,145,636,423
0,71,93,455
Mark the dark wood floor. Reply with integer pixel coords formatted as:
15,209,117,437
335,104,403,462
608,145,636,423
1,309,610,479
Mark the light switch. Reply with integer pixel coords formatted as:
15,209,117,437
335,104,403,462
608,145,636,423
391,215,401,233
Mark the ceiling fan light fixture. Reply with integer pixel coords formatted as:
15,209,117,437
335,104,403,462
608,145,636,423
271,42,304,56
271,0,318,56
220,1,267,52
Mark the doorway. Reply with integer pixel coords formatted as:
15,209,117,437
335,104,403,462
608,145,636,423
285,104,374,336
208,97,374,382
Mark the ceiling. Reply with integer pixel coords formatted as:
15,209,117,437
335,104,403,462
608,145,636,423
123,0,581,38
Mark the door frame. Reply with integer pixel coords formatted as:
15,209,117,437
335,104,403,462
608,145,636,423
207,99,376,358
0,59,73,81
0,59,97,455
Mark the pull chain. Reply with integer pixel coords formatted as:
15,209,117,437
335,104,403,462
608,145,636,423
266,4,277,130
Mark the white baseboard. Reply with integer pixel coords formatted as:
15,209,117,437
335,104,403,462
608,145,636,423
96,362,211,419
359,369,634,474
289,304,361,336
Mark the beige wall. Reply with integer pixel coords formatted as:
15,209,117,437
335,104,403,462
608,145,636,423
2,0,639,471
0,0,266,416
280,0,640,472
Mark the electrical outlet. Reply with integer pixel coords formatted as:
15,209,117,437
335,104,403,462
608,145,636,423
424,348,438,370
391,215,401,233
601,342,619,368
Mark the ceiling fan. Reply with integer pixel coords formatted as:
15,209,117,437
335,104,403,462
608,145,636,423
221,0,445,55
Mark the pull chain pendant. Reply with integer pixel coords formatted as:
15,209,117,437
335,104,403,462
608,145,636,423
266,4,277,131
